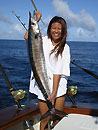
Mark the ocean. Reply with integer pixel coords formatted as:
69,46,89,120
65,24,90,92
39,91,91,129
0,40,98,110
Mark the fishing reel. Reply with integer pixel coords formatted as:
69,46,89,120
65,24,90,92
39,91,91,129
67,86,78,107
67,85,78,97
12,89,26,101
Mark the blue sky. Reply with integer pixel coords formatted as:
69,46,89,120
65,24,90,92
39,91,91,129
0,0,98,41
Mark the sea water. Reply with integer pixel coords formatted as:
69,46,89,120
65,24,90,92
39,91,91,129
0,40,98,109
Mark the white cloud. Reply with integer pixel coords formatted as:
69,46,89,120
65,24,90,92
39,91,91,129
0,12,25,39
12,24,24,33
67,27,97,41
76,28,84,36
53,0,97,32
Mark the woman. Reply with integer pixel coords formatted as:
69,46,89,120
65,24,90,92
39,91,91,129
24,11,70,130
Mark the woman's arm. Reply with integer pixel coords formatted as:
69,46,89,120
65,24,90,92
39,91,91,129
48,74,60,105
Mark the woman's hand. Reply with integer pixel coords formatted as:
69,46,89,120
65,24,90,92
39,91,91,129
47,91,56,105
24,30,28,40
35,11,42,22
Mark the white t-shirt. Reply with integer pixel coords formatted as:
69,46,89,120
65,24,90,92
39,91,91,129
29,36,70,100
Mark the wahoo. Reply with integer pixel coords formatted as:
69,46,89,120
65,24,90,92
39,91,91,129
27,11,51,99
28,13,67,124
27,12,67,126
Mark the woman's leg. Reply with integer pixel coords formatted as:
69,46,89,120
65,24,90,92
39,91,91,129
55,95,66,111
38,96,66,129
53,95,66,126
38,100,50,130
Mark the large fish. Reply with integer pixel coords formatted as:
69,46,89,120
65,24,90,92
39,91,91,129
27,12,67,123
27,12,51,100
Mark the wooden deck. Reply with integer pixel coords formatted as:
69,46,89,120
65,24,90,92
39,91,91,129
0,103,39,130
0,102,98,130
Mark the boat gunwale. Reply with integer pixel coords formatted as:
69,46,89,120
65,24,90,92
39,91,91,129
0,102,98,129
0,104,40,129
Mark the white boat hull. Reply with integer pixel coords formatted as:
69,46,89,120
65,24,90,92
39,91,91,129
54,114,98,130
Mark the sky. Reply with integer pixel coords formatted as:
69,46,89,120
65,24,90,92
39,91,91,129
0,0,98,42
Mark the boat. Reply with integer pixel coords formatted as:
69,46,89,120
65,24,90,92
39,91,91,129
0,63,98,130
0,100,98,130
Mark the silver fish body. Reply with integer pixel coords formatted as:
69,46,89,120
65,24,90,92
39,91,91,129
28,12,51,99
28,13,68,119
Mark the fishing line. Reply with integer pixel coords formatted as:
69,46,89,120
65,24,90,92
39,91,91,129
12,10,45,32
12,11,28,31
30,0,46,26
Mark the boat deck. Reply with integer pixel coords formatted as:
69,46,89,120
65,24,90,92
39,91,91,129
0,102,98,130
0,102,39,130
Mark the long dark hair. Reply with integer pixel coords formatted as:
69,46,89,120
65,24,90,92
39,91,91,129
47,16,67,58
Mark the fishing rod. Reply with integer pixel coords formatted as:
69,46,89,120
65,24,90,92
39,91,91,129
30,0,45,25
0,64,26,109
71,60,98,80
12,10,27,31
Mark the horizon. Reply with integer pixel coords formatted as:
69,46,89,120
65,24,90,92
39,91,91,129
0,39,98,43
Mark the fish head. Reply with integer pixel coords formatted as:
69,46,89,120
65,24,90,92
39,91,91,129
31,14,40,35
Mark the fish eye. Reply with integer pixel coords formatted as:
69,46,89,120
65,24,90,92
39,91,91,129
31,22,35,25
